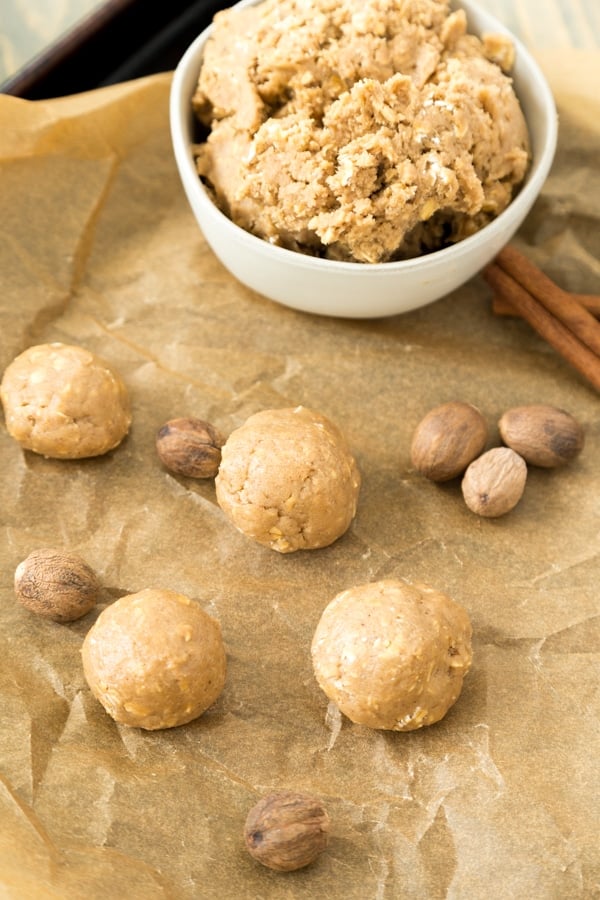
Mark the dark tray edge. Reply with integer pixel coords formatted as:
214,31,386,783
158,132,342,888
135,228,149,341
1,0,228,100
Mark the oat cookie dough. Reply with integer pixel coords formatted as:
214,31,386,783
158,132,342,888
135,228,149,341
82,588,227,730
193,0,530,263
0,342,131,458
311,579,472,730
215,406,361,553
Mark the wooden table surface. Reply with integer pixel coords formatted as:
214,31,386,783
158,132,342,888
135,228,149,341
1,0,599,89
1,0,103,83
481,0,600,51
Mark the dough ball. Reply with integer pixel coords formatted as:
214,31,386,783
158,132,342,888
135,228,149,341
215,406,361,553
82,588,227,730
0,342,131,458
311,579,472,731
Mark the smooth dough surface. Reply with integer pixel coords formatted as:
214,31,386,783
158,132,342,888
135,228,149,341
311,579,472,730
0,342,131,458
82,589,227,730
215,406,361,553
193,0,530,263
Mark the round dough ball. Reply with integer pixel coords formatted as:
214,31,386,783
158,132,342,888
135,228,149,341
0,342,131,458
215,406,360,553
82,588,227,730
311,579,472,731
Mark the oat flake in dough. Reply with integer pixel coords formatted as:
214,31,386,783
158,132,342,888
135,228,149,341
311,579,473,730
193,0,530,263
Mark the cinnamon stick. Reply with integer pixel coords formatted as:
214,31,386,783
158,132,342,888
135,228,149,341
483,263,600,393
494,245,600,356
492,291,600,319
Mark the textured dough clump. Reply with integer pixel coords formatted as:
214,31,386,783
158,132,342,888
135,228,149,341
0,342,131,458
215,406,360,553
193,0,530,263
82,589,227,730
311,579,472,730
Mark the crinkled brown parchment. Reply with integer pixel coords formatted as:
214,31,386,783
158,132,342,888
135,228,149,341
0,50,598,900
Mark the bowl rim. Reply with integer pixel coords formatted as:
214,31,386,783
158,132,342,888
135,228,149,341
169,0,558,275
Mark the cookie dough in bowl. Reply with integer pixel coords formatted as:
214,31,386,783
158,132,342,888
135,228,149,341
82,589,227,730
215,406,361,553
0,342,131,459
193,0,530,264
170,0,557,317
311,579,472,730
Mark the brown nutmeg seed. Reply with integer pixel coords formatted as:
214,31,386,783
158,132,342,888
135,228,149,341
244,791,330,872
462,447,527,517
498,405,584,467
156,417,224,478
411,401,489,481
15,548,100,622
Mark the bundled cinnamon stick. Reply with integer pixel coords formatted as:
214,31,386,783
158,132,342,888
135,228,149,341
492,292,600,318
484,246,600,392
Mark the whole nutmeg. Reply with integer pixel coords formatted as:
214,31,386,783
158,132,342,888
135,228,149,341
156,417,224,478
15,548,100,622
411,401,488,481
498,405,584,468
461,447,527,517
244,791,330,872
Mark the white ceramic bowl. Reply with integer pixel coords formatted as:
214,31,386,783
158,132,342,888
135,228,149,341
170,0,557,319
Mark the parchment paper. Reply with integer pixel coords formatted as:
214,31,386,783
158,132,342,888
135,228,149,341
0,50,598,900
